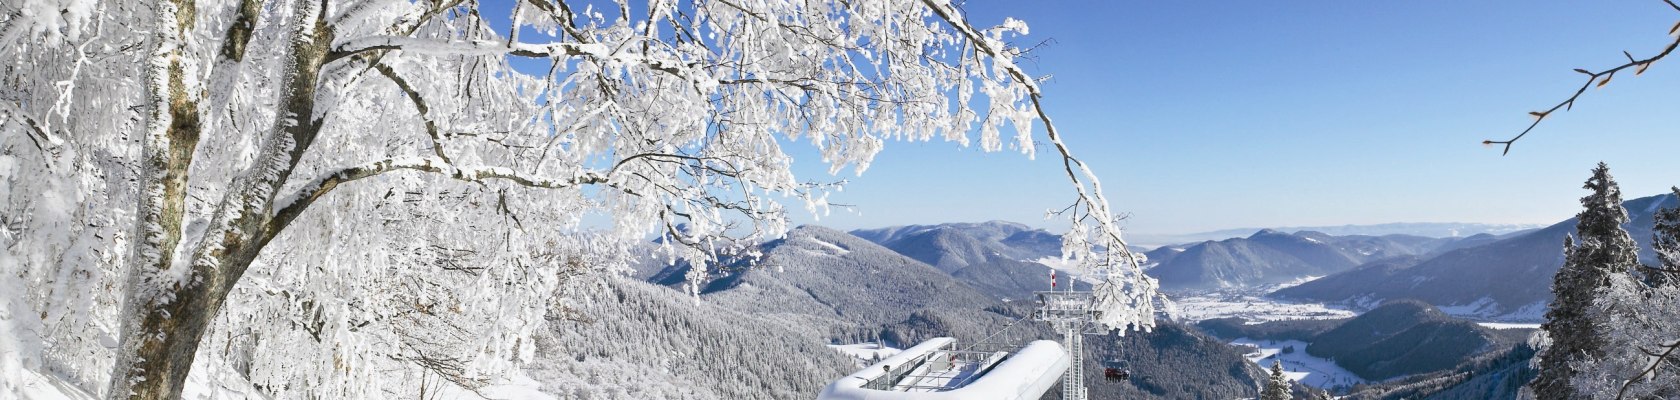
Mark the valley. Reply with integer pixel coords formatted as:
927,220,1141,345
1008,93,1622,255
580,212,1620,398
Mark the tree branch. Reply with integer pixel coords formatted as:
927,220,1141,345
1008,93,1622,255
920,0,1139,269
218,0,264,62
326,36,607,64
1485,8,1680,155
0,102,60,154
267,157,607,238
371,62,452,164
1617,338,1680,400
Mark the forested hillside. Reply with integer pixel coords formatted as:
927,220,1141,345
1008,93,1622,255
628,224,1271,399
529,278,855,400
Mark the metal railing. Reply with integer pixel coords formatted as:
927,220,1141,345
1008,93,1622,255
860,344,1017,392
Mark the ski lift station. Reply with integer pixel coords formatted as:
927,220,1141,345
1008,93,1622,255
818,285,1113,400
815,337,1069,400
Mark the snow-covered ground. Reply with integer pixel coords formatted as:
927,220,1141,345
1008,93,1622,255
829,343,902,367
9,368,97,400
1231,338,1370,389
1438,297,1546,322
1477,322,1542,330
1164,288,1356,323
7,363,555,400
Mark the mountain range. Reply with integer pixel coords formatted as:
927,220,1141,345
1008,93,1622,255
1145,229,1471,290
1274,193,1678,320
540,211,1638,399
601,223,1269,398
1130,223,1544,248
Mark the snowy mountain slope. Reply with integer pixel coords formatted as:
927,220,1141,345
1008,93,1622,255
1144,229,1474,291
847,221,1105,301
1130,223,1545,248
949,258,1089,301
1274,193,1678,320
872,227,999,273
692,226,1004,333
850,221,1063,270
1304,301,1498,381
1295,231,1452,260
1338,341,1539,400
1146,229,1377,290
528,277,855,400
1141,246,1185,269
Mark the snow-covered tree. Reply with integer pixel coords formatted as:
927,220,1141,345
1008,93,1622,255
1262,360,1292,400
1648,187,1680,287
1568,272,1680,400
0,1,1156,399
1563,187,1680,399
1533,162,1640,400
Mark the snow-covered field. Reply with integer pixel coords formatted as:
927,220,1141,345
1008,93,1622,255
1165,289,1356,323
1438,297,1546,322
1477,322,1542,330
1231,338,1369,389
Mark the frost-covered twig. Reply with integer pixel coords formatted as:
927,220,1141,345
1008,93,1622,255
328,36,609,62
371,62,452,164
1617,338,1680,400
1485,2,1680,155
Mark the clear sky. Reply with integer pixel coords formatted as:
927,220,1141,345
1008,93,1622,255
781,1,1680,234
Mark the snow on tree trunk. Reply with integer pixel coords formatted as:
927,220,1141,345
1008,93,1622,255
1,1,1159,399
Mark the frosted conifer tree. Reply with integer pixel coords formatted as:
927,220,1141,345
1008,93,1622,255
1262,360,1292,400
0,1,1158,399
1569,272,1680,399
1566,187,1680,399
1533,162,1640,400
1649,187,1680,287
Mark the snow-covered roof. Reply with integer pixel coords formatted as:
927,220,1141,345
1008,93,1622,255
816,338,1068,400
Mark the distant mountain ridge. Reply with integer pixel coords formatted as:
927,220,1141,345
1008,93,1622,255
850,220,1062,268
1132,223,1544,247
1273,193,1679,321
1145,229,1462,290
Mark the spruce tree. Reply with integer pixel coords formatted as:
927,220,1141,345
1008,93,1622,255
1532,162,1640,400
1649,187,1680,287
1262,360,1293,400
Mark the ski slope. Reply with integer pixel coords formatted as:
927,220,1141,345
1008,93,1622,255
1231,338,1370,389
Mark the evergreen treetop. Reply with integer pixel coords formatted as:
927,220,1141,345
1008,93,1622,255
1262,360,1293,400
1533,162,1641,400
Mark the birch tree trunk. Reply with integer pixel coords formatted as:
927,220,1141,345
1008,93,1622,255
110,0,331,398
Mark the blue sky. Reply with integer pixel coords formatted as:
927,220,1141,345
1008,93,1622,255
782,1,1680,234
488,1,1680,235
